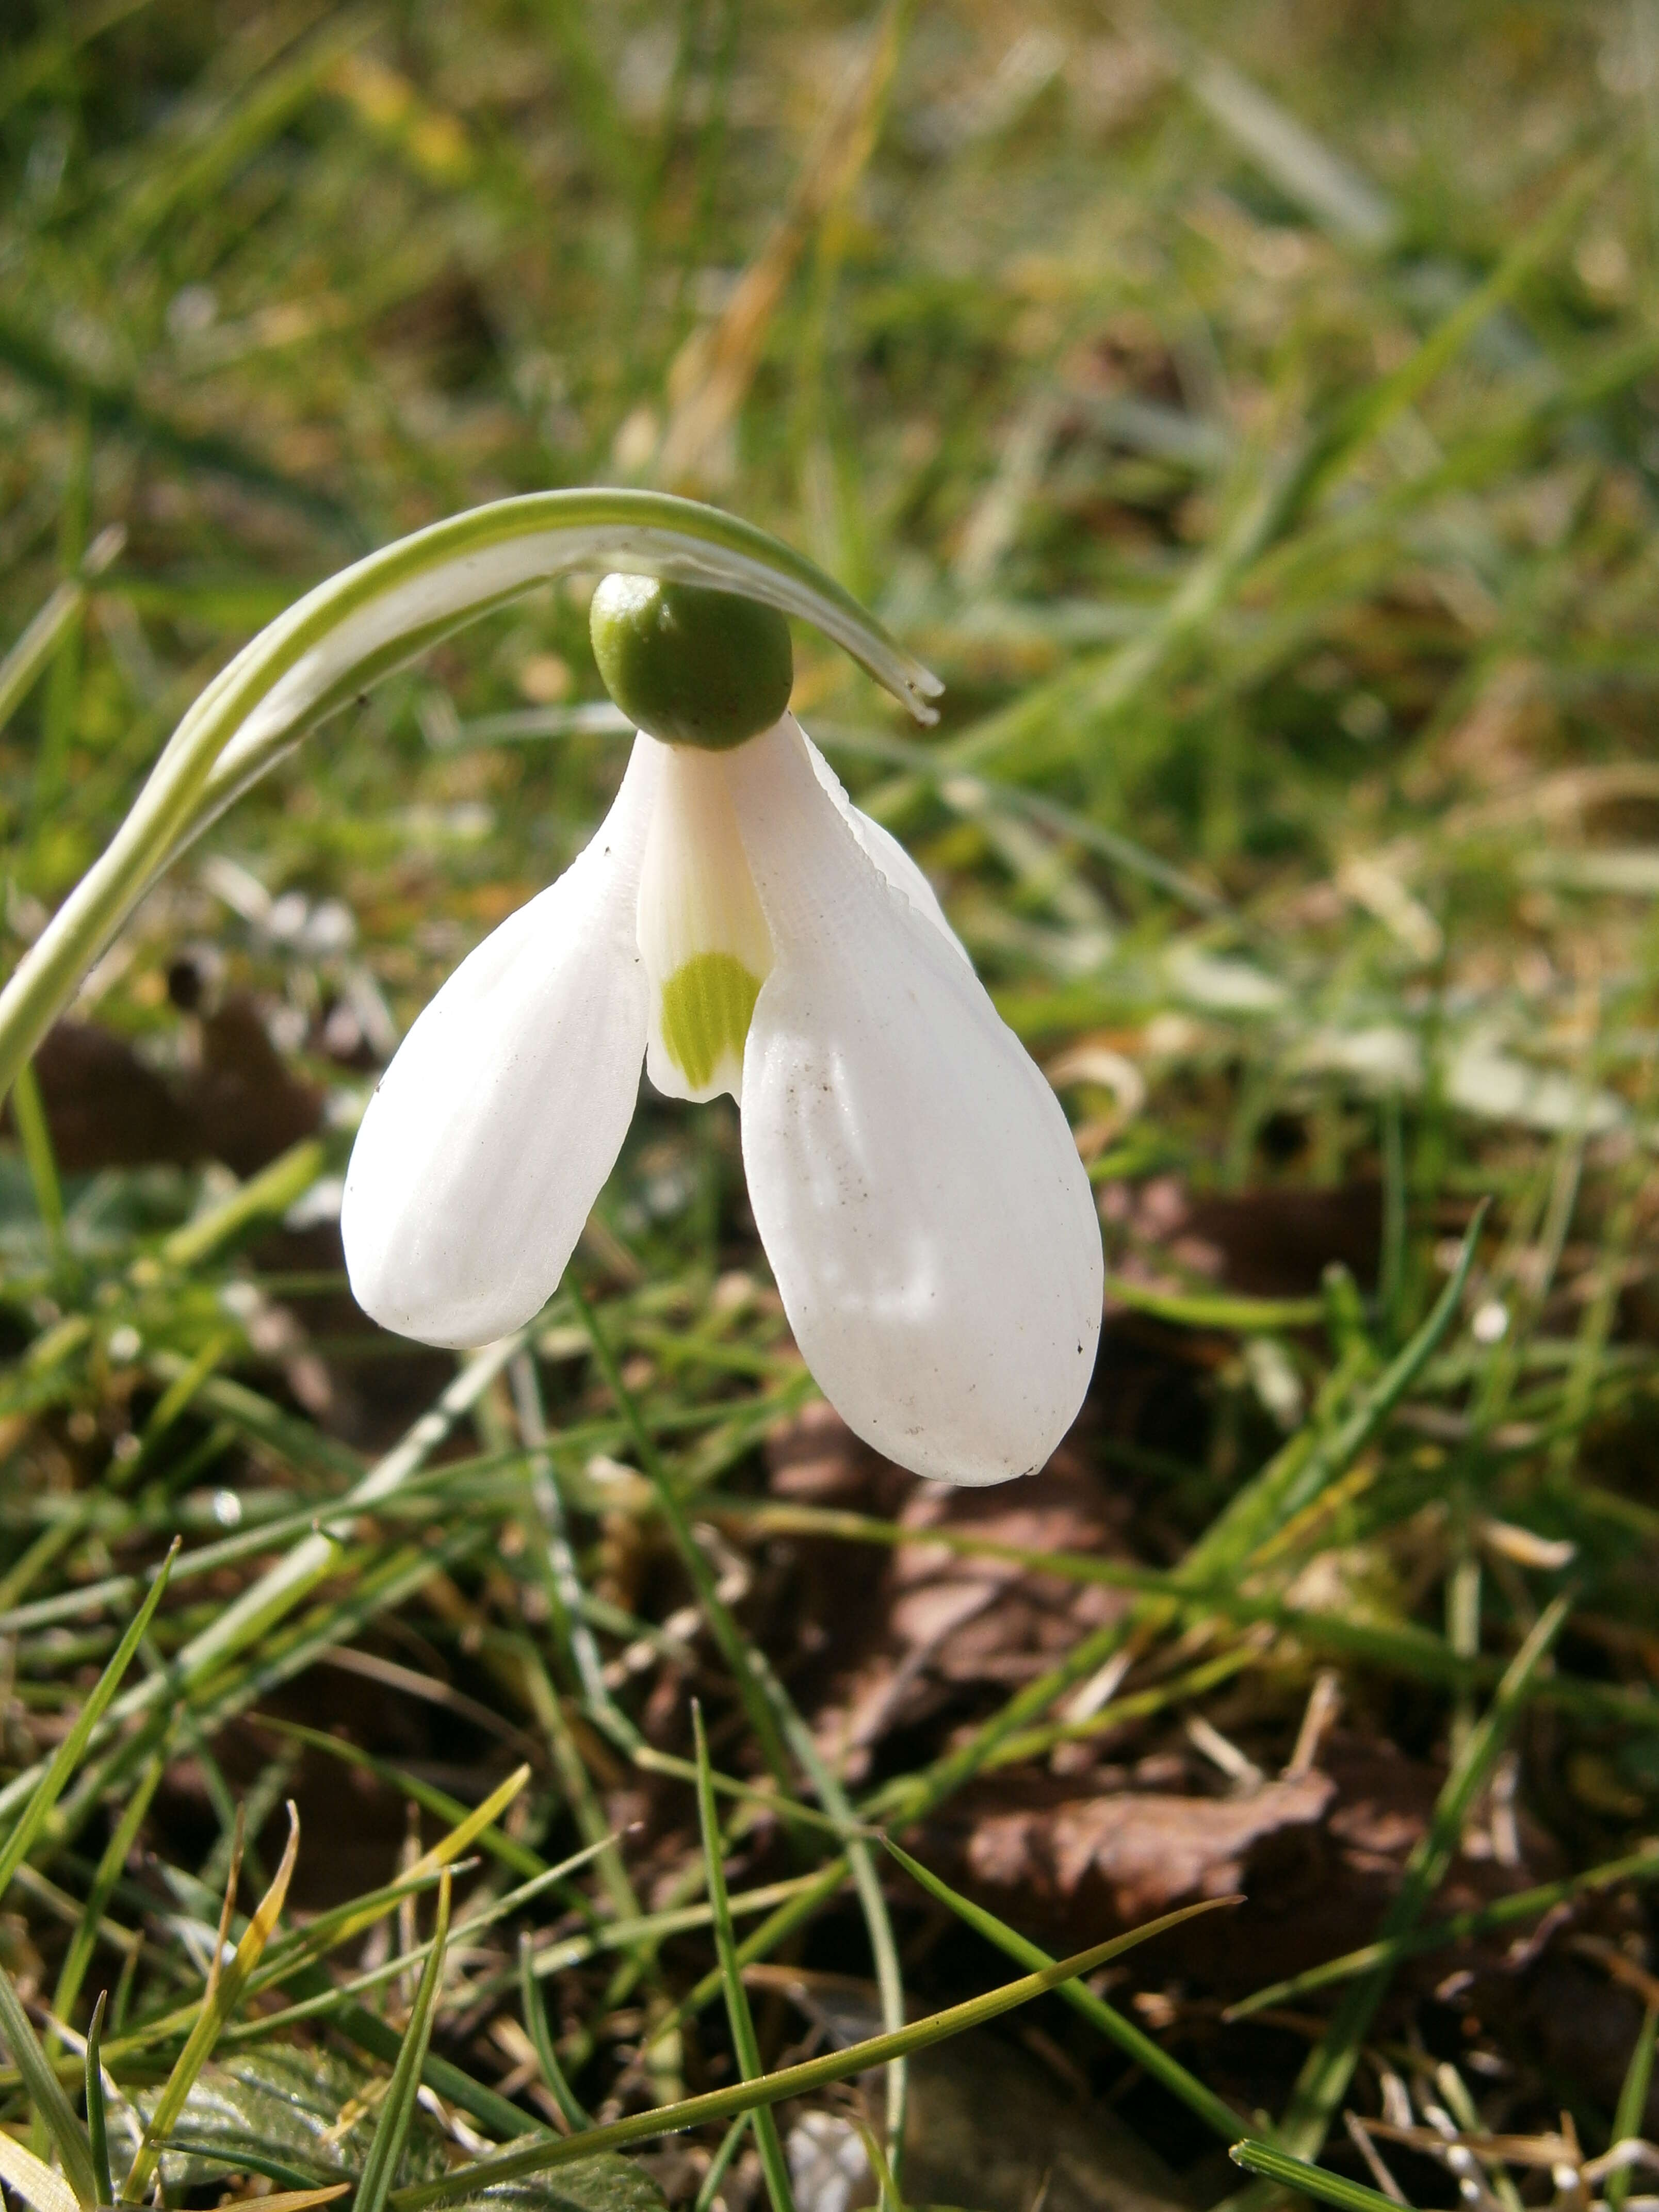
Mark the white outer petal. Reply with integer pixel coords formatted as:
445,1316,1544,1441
796,721,968,961
341,737,659,1347
728,721,1102,1484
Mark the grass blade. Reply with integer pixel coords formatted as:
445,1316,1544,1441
0,1350,525,1833
881,1836,1248,2146
571,1282,792,1787
1186,1202,1488,1579
1269,1593,1573,2171
388,1894,1238,2209
0,1962,99,2207
353,1869,452,2212
694,1705,796,2212
157,2141,347,2192
303,1762,528,1955
0,2132,80,2212
0,525,122,737
123,1800,301,2201
692,2118,751,2212
159,1137,326,1269
83,1992,112,2208
213,2192,347,2212
1229,2141,1417,2212
1225,1846,1659,2021
51,1734,160,2013
519,1931,591,2133
1606,2000,1659,2212
112,1768,525,2046
0,1538,178,1905
10,1062,66,1264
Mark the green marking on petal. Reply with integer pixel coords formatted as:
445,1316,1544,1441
659,952,763,1092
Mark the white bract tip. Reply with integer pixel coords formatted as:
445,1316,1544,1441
344,713,1103,1483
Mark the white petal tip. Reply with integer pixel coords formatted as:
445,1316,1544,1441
827,1310,1101,1486
340,1203,549,1350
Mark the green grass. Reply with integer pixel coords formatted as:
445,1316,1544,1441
5,4,1659,2210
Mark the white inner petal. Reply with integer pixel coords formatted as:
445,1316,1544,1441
636,736,774,1103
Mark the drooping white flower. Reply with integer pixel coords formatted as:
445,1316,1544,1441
342,579,1102,1485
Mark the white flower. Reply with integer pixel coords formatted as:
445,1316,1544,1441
341,589,1102,1486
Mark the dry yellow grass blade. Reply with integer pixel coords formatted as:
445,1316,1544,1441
316,1762,529,1955
658,0,908,487
123,1803,301,2203
231,2190,350,2212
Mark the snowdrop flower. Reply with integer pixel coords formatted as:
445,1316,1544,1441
342,577,1102,1484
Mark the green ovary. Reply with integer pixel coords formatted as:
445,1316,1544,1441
659,951,763,1091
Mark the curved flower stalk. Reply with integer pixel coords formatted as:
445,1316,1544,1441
344,576,1103,1485
0,491,940,1108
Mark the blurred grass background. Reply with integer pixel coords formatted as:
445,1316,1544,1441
7,2,1659,2208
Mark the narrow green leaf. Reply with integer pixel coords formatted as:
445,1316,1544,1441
115,11,376,250
1229,2140,1417,2212
881,1837,1247,2148
84,1992,112,2209
0,1536,177,1905
737,1641,910,2168
253,1722,545,1878
353,1870,452,2212
124,1801,301,2201
691,2119,750,2212
852,2119,900,2212
0,522,120,736
199,1862,810,2065
0,1962,99,2207
218,2189,348,2212
10,1062,66,1263
694,1706,796,2212
110,1767,529,2051
1288,150,1614,516
1226,1845,1659,2021
48,1733,170,2000
159,1137,326,1268
0,308,357,539
0,581,84,736
1271,1593,1573,2168
1101,1276,1326,1331
156,2139,344,2194
1186,1201,1488,1579
304,1763,528,1955
387,1895,1238,2209
521,1932,591,2133
570,1283,792,1789
717,1498,1489,1699
0,1347,526,1834
1606,2000,1659,2212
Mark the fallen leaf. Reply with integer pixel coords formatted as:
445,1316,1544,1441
962,1770,1335,1926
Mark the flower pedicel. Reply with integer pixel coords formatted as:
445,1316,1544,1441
341,576,1102,1485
